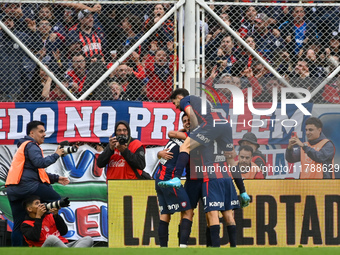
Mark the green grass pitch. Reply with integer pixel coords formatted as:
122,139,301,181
0,247,339,255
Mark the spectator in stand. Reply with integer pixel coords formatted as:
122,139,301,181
64,53,88,97
289,59,313,90
0,15,42,101
248,13,284,63
119,14,144,58
36,20,63,71
36,4,65,41
98,5,123,61
66,9,105,62
257,1,288,29
277,50,293,77
205,65,262,104
279,6,319,57
110,64,146,101
108,81,125,100
59,8,77,35
236,36,267,68
251,60,272,80
239,6,257,38
254,77,283,102
205,12,231,47
288,58,323,102
144,4,174,51
304,48,327,78
144,48,175,102
3,3,35,33
207,35,237,75
326,35,340,59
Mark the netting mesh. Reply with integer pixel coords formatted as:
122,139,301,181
1,1,340,103
0,1,177,102
201,1,340,104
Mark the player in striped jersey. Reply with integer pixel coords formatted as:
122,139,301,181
155,114,193,247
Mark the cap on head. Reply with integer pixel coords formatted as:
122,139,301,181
78,9,92,20
238,132,259,147
255,13,269,23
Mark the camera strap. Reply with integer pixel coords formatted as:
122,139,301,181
131,166,152,180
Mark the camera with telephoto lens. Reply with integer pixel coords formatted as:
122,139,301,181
60,141,78,155
44,197,70,211
116,135,128,145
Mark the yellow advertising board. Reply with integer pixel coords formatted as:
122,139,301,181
108,180,340,247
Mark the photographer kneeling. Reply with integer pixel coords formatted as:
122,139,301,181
21,195,93,247
97,121,147,180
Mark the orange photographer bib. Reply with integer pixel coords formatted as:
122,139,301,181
300,139,335,179
5,141,50,186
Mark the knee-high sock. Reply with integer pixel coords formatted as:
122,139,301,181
174,152,189,178
177,224,181,246
206,226,212,247
179,218,192,245
227,225,237,247
210,225,220,247
158,220,169,247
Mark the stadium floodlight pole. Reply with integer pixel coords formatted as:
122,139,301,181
185,0,196,95
0,21,77,101
310,63,340,99
79,0,186,101
196,0,304,99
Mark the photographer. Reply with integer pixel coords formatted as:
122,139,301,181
5,120,70,246
97,121,146,180
21,195,93,247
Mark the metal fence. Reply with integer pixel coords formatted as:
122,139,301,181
1,1,340,104
0,0,179,102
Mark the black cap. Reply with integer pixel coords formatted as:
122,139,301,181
238,132,259,147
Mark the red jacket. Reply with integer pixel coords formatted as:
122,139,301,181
106,140,145,180
22,213,68,247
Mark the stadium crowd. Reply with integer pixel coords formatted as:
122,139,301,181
1,1,340,103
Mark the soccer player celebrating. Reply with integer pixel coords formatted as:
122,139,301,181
155,114,193,247
159,88,250,247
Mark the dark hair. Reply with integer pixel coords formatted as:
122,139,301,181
38,4,54,20
26,121,45,135
124,14,143,35
22,195,41,211
181,113,188,121
239,145,254,155
170,88,189,100
305,117,323,129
